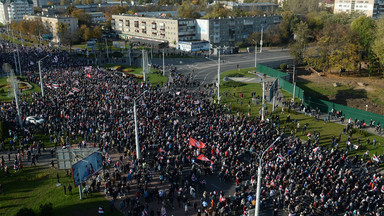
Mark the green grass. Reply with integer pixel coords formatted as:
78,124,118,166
0,76,41,102
102,65,167,86
296,78,353,99
280,89,302,104
0,166,123,216
218,68,384,160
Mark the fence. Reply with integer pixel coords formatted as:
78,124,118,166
256,64,384,125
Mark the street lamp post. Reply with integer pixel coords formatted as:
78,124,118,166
38,55,49,97
217,48,221,104
105,38,109,60
254,43,257,69
292,64,296,103
162,49,165,76
255,136,281,216
260,26,264,53
258,73,265,121
134,91,147,160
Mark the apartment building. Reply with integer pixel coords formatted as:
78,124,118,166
32,0,47,8
196,15,281,47
0,0,33,24
112,14,196,47
24,14,78,43
374,0,384,17
112,14,281,48
210,1,278,13
334,0,375,17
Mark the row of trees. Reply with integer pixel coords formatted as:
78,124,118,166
9,19,51,40
288,11,384,75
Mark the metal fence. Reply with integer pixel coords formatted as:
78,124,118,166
256,64,384,125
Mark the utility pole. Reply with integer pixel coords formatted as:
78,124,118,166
262,80,265,121
142,49,146,82
254,43,257,69
162,49,165,76
217,48,221,104
16,45,21,76
260,26,263,53
134,91,147,160
292,64,296,103
10,70,22,127
38,55,49,97
13,51,18,75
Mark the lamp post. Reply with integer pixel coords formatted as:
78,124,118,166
254,43,257,69
257,73,265,121
105,38,109,60
205,48,221,104
38,55,49,97
255,136,281,216
134,90,147,160
260,26,264,53
162,49,165,76
292,64,296,103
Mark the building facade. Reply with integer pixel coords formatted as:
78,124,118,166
334,0,375,17
24,15,78,43
0,0,33,24
32,0,47,8
112,14,281,48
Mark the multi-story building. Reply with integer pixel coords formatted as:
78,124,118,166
196,15,281,47
112,14,281,48
374,0,384,17
87,12,106,24
334,0,375,17
24,14,78,43
112,14,196,47
0,0,33,24
210,1,278,13
32,0,47,8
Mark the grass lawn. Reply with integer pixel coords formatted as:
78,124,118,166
0,76,41,102
102,65,167,86
0,166,122,216
219,68,384,160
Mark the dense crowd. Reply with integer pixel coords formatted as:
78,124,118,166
0,38,384,216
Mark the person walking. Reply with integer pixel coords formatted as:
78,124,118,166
68,184,72,195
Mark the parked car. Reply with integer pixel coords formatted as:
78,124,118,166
26,116,45,125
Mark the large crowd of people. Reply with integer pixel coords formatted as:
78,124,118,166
0,37,384,216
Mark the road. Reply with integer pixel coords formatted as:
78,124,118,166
152,48,293,85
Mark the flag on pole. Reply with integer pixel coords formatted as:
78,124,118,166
372,155,380,162
197,154,212,163
189,138,206,148
313,147,320,153
277,153,285,161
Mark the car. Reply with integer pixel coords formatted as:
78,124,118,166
26,116,45,125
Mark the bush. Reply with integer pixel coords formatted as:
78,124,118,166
16,208,35,216
39,203,53,216
226,73,244,77
111,52,123,58
222,81,246,87
280,63,288,70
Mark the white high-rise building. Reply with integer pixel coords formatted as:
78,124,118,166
334,0,375,17
0,0,33,24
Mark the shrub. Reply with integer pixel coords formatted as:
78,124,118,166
227,73,244,77
39,203,53,216
280,63,288,70
222,81,246,87
16,208,35,216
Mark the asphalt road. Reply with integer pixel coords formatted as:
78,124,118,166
152,48,293,85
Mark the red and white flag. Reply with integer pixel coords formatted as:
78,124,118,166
52,84,59,89
158,148,166,153
53,56,58,63
87,74,92,78
313,147,320,153
381,185,384,193
197,154,212,163
353,145,359,150
372,155,380,162
84,66,92,71
189,138,206,148
45,84,51,89
194,100,200,105
277,153,285,161
219,195,226,202
68,91,74,95
72,87,80,92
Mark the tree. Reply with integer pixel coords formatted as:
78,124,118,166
93,26,102,39
278,11,300,43
83,27,93,41
177,1,200,18
16,208,35,216
351,15,376,56
247,32,260,46
289,21,310,64
204,3,230,18
60,0,71,5
104,6,127,21
66,5,77,15
283,0,319,14
71,9,91,26
264,25,282,45
372,18,384,70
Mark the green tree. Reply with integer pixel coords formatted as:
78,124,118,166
177,1,200,18
247,32,260,45
71,9,91,26
351,15,376,56
289,21,310,64
278,11,300,43
204,3,230,18
372,18,384,70
283,0,319,14
93,26,102,39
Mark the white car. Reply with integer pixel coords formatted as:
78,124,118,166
26,116,45,125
